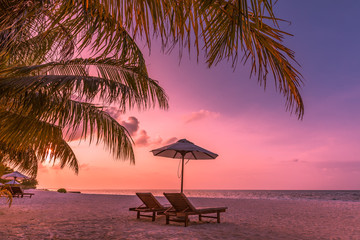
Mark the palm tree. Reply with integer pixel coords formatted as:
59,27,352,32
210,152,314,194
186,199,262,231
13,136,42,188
0,162,13,206
0,0,169,177
0,0,303,177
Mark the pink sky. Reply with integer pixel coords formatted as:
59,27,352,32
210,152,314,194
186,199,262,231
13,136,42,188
36,1,360,190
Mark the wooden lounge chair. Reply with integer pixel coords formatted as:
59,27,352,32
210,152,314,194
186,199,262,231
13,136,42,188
163,192,227,227
129,193,169,221
9,186,34,198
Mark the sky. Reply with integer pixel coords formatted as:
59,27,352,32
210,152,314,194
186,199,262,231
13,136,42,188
37,1,360,190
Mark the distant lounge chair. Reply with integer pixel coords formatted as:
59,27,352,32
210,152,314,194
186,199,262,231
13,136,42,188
163,192,227,227
129,193,169,221
8,186,34,198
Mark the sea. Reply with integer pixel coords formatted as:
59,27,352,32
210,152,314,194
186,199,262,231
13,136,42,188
66,189,360,202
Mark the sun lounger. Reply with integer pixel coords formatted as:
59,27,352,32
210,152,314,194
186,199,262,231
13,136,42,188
163,192,227,227
9,186,34,198
129,193,169,221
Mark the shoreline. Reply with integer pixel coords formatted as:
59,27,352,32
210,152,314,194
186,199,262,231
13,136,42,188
1,189,360,239
39,188,360,203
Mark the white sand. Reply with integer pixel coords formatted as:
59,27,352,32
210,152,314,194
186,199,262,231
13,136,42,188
1,190,360,239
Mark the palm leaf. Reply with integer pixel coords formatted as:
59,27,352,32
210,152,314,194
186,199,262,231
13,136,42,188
0,141,38,177
1,92,135,163
0,58,168,110
0,111,79,174
0,188,12,207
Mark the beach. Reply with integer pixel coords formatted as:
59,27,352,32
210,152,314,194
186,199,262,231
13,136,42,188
1,190,360,239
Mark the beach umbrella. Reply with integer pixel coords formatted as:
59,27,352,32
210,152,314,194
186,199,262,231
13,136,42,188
5,180,20,185
151,139,218,193
1,171,29,182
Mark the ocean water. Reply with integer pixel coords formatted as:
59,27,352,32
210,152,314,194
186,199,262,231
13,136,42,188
71,189,360,202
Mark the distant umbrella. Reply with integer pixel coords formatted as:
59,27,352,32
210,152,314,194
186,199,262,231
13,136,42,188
1,171,29,182
5,180,20,185
151,139,218,193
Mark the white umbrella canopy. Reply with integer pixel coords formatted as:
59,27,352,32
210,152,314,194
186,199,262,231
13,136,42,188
151,139,218,192
1,171,30,181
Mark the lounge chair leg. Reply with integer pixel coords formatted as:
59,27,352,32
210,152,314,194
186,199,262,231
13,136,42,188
166,215,169,225
217,212,220,223
137,211,140,219
199,214,202,221
152,212,156,221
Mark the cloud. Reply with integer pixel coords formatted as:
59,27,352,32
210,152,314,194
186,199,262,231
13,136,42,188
104,107,122,120
143,136,177,148
134,130,163,147
79,163,91,171
164,137,178,145
184,109,220,123
64,126,83,142
64,115,173,148
65,115,139,142
38,162,91,174
38,163,49,173
134,130,151,146
280,158,308,164
313,161,360,171
120,117,140,136
38,163,63,173
65,107,123,142
152,136,163,145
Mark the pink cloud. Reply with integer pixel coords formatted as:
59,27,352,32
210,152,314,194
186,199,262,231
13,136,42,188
120,117,140,136
164,137,178,145
79,163,91,171
134,130,151,146
152,136,163,145
63,126,83,142
134,130,164,147
184,109,220,123
64,115,172,148
147,136,177,148
65,115,139,142
104,106,122,120
38,163,49,173
313,161,360,171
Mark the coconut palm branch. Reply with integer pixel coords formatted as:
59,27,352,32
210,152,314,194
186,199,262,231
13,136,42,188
0,58,168,110
0,57,167,175
1,93,136,162
0,1,168,175
65,0,303,117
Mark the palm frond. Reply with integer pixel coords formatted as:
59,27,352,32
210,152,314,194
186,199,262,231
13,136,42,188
0,111,79,174
0,58,168,110
196,0,304,117
0,142,38,177
0,91,135,162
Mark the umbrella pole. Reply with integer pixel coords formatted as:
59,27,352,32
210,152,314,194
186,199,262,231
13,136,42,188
181,155,185,193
